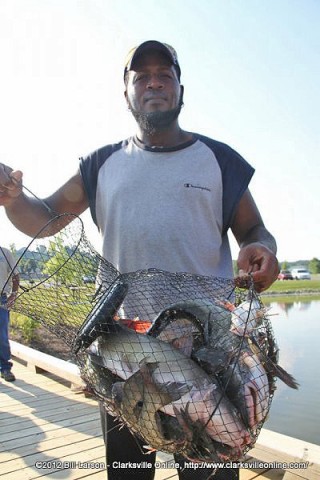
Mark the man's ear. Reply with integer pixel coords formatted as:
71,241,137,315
179,85,184,105
124,90,130,110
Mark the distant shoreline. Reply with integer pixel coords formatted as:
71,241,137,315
262,288,320,296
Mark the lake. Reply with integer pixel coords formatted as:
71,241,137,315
262,297,320,445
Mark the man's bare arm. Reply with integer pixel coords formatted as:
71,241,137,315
231,189,279,291
0,164,88,236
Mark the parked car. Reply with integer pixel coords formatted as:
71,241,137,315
278,270,293,280
291,268,311,280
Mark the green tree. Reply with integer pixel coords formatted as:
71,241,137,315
10,243,17,256
42,237,81,286
25,258,38,274
309,257,320,274
233,260,239,275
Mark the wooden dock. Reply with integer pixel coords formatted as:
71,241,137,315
0,342,319,480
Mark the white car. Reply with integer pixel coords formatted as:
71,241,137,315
291,268,311,280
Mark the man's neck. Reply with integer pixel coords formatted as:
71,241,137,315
136,124,192,148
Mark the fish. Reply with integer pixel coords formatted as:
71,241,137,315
229,297,266,337
227,297,299,390
111,360,191,454
148,304,204,356
172,298,271,429
219,349,270,429
249,326,299,390
87,321,252,454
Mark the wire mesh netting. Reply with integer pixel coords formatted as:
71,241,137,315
2,214,298,464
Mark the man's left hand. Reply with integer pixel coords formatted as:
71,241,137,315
236,242,279,292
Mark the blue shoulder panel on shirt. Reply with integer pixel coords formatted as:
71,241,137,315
193,134,255,235
79,140,127,225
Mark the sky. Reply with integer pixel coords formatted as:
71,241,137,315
0,0,319,263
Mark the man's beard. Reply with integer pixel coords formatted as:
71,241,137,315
129,100,183,135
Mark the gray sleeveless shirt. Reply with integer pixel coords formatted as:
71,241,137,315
79,134,254,278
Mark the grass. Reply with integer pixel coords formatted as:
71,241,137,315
264,278,320,294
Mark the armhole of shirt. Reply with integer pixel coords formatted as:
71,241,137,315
194,134,255,235
79,141,126,226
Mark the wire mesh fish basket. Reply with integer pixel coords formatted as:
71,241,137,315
4,214,297,463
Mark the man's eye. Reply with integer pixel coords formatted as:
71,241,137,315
135,74,147,82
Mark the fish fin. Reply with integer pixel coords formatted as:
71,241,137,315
138,359,191,402
172,405,193,441
163,381,192,402
269,363,299,389
148,309,172,336
248,338,299,390
139,358,159,378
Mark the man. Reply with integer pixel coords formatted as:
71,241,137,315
0,41,279,479
0,246,20,382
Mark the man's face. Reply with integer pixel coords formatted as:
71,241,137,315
125,51,183,128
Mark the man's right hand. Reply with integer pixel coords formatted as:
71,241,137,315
0,164,23,206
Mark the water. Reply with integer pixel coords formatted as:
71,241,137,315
262,298,320,445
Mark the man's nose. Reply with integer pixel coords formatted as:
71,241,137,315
147,74,164,89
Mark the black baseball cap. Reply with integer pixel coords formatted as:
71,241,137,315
124,40,181,81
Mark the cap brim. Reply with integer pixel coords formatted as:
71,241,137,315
124,40,181,80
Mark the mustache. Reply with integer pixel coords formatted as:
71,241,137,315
143,92,168,101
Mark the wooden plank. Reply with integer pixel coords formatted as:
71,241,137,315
0,447,106,480
10,340,82,386
0,389,96,413
2,405,98,434
0,437,105,474
0,402,95,428
250,429,320,480
3,348,319,480
0,425,102,462
0,411,100,443
1,418,102,453
241,469,284,479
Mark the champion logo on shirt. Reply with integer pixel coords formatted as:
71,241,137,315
184,183,211,192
